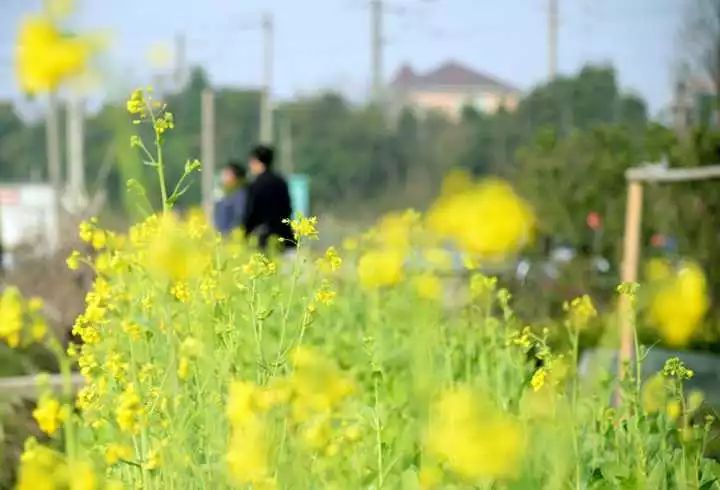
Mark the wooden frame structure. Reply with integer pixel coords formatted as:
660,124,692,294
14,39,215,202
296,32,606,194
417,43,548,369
619,164,720,366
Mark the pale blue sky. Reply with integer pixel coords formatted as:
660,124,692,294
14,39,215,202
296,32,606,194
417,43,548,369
1,0,684,114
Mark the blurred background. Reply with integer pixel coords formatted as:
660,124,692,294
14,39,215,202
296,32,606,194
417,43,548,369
1,0,720,350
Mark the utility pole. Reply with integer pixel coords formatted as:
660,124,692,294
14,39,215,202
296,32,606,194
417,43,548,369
174,32,187,91
371,0,384,103
260,13,274,144
548,0,558,80
46,93,62,222
201,89,216,220
65,94,87,213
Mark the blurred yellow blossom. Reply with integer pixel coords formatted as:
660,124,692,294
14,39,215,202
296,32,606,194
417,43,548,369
290,215,319,241
105,443,133,466
647,261,708,346
116,383,144,434
427,177,534,260
425,386,524,481
316,246,342,273
0,287,23,347
530,367,546,392
288,347,355,422
16,15,92,93
226,416,274,487
563,295,597,330
32,395,69,436
414,273,442,301
66,250,82,270
357,249,404,289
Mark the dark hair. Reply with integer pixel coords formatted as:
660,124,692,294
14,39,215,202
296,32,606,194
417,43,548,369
250,144,275,168
225,161,246,180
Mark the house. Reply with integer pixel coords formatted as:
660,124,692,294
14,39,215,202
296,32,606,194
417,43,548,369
390,60,521,120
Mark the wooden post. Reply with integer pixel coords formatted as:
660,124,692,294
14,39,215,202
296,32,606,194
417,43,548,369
46,94,62,206
201,89,216,220
259,13,274,144
66,94,87,213
618,180,643,369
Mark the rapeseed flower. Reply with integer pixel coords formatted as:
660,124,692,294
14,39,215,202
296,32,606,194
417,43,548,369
144,215,208,281
647,261,708,346
316,246,342,273
116,383,144,434
427,177,534,260
16,16,91,93
563,294,597,330
357,249,404,289
66,250,82,270
290,215,319,241
425,387,524,481
104,443,133,465
32,395,69,436
530,367,547,392
414,273,442,301
287,347,355,422
226,416,274,487
0,287,23,347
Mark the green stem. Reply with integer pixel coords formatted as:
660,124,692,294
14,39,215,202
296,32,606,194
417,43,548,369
373,375,384,489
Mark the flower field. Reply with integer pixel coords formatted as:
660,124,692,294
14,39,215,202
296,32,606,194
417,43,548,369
2,91,720,489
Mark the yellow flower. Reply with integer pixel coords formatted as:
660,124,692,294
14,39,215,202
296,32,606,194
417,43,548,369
241,253,278,280
357,249,404,289
144,215,208,281
32,395,69,435
153,111,174,135
227,381,259,427
177,357,190,380
530,367,546,392
105,443,133,465
78,217,97,243
226,415,271,485
16,16,91,93
425,387,524,481
375,210,420,253
122,321,142,341
469,273,497,301
290,215,319,240
16,440,63,490
414,273,442,301
66,250,82,270
563,294,597,330
171,281,191,303
647,261,709,346
666,400,681,421
0,287,23,348
143,447,162,470
116,384,144,434
314,282,337,305
126,89,146,116
427,177,534,259
91,229,106,250
316,246,342,273
288,347,355,422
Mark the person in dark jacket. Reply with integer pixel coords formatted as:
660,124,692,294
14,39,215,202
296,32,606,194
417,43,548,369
243,145,294,250
214,161,247,235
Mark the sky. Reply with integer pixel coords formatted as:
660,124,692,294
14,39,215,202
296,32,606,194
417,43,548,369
0,0,685,116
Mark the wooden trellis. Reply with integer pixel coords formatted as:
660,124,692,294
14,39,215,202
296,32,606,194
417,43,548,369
619,164,720,368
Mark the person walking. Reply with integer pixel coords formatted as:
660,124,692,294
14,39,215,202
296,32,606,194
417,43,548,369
243,145,294,250
213,161,247,235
